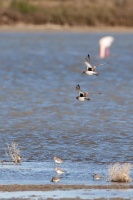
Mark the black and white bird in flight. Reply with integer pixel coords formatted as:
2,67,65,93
82,54,106,76
76,84,101,102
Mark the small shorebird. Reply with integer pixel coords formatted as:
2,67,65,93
93,174,103,180
82,54,106,76
76,84,101,102
55,167,66,174
53,157,63,164
51,176,61,182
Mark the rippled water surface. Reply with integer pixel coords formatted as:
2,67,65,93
0,32,133,165
1,189,133,199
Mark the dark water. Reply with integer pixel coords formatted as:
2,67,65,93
0,32,133,165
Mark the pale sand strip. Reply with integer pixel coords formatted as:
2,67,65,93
0,23,133,33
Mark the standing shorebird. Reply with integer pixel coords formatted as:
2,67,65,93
82,54,106,76
53,157,63,164
76,84,101,102
55,167,66,175
93,174,103,180
51,176,61,182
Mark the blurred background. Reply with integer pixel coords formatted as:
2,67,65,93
0,0,133,27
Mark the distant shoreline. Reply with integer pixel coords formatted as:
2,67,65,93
1,23,133,33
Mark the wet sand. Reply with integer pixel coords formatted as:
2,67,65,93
0,184,133,192
1,23,133,33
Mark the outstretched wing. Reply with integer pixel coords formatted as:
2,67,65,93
85,54,90,63
76,85,84,96
90,92,101,94
95,63,107,67
76,85,81,92
84,92,89,97
76,85,90,97
85,54,92,70
92,63,106,71
92,65,97,71
85,62,92,70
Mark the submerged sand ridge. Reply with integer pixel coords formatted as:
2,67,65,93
0,184,133,192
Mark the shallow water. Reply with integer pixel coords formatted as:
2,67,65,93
0,161,109,185
0,32,133,198
1,189,133,199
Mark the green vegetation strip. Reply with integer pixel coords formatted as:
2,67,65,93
0,0,133,26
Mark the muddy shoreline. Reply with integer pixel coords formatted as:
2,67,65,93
0,184,133,192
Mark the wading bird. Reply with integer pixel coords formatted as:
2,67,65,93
99,36,114,58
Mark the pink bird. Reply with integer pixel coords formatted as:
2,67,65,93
99,36,114,58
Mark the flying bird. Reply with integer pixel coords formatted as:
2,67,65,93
99,36,114,58
76,84,90,101
82,54,106,76
76,84,101,102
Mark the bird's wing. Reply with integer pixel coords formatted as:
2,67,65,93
84,92,89,97
92,63,106,71
85,55,92,70
85,54,90,63
95,63,107,67
92,65,97,71
90,92,101,94
76,85,81,92
76,85,89,97
85,62,92,70
76,85,85,96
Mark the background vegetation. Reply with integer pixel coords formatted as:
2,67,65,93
0,0,133,26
